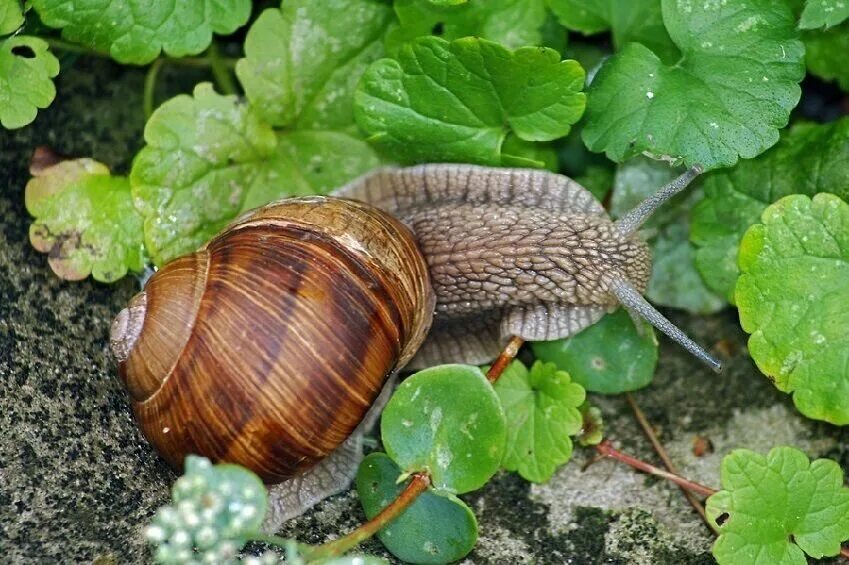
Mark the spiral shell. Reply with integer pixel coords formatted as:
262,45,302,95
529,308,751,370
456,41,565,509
111,196,434,482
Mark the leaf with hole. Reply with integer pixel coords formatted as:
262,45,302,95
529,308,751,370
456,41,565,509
236,0,393,130
493,361,585,483
26,158,145,282
736,193,849,425
0,36,59,129
381,364,506,494
706,447,849,564
355,36,586,165
531,309,657,394
691,118,849,301
582,0,805,171
356,453,477,564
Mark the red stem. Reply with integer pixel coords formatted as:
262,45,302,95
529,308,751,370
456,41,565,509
595,440,717,498
305,473,431,559
486,336,525,383
841,546,849,559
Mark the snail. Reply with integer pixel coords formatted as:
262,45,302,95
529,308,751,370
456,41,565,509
110,163,719,522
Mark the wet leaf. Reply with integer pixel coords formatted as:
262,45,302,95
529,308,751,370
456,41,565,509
799,0,849,28
582,0,805,171
381,364,506,494
736,193,849,424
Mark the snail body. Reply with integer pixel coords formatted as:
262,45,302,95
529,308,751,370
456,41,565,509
112,164,717,514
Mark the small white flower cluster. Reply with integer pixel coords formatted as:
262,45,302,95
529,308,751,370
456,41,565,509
144,456,275,564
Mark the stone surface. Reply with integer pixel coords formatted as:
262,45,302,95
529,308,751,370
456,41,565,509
1,57,847,564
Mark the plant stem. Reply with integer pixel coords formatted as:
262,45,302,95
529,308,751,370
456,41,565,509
43,37,238,68
207,42,238,95
840,545,849,559
626,394,709,527
595,440,717,498
305,472,431,560
143,58,164,120
486,336,525,383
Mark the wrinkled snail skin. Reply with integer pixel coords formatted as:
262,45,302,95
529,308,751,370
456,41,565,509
111,163,717,492
110,197,434,483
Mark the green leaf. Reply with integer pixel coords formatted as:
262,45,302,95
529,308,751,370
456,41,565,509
531,309,658,394
146,456,268,563
236,0,393,130
130,83,277,265
501,135,558,171
611,157,725,314
582,0,805,171
25,157,145,282
736,193,849,425
0,36,59,129
381,364,507,494
356,453,477,564
386,0,548,54
493,361,585,483
706,447,849,564
30,0,250,64
691,118,849,301
803,22,849,91
547,0,679,63
799,0,849,28
0,0,23,35
355,36,586,166
130,84,384,266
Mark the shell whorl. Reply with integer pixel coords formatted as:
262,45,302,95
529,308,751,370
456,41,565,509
110,291,147,363
111,196,434,482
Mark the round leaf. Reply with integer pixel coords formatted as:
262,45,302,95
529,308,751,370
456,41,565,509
355,36,586,166
0,36,59,129
706,447,849,564
582,0,805,171
799,0,849,29
356,453,477,564
531,309,658,394
381,364,506,494
30,0,251,64
736,193,849,425
493,361,585,483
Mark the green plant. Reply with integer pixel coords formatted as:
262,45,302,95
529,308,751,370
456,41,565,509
9,0,849,562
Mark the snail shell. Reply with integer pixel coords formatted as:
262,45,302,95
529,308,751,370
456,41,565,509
111,196,434,482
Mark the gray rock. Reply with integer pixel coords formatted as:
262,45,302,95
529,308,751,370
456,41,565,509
1,58,846,565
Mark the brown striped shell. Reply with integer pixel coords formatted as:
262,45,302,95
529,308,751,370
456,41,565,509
110,196,434,483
